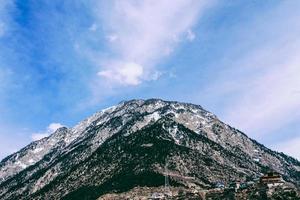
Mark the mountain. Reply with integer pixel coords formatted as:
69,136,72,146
0,99,299,199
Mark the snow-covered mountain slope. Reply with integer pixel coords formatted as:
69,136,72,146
0,99,299,200
0,127,70,182
0,104,122,183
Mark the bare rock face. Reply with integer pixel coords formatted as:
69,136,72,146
0,99,299,200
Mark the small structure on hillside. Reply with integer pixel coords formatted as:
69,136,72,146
260,172,284,187
164,161,173,197
149,192,165,199
253,149,261,162
215,181,225,189
229,181,241,192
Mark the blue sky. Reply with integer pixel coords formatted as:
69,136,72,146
0,0,300,160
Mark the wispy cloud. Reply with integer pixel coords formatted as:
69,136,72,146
226,45,299,137
203,1,300,142
0,3,7,38
96,0,211,86
97,61,143,86
0,124,32,160
31,123,64,141
0,0,13,38
186,29,196,41
272,137,300,161
0,1,15,100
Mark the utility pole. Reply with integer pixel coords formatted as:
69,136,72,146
164,161,171,197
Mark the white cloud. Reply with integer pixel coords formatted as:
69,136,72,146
31,123,64,141
96,0,211,86
98,62,143,86
186,29,196,41
31,133,49,141
89,23,98,32
106,34,118,42
47,123,64,132
272,137,300,161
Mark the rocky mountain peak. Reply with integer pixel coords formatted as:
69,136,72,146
0,99,299,200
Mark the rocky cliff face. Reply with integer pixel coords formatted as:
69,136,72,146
0,99,299,199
